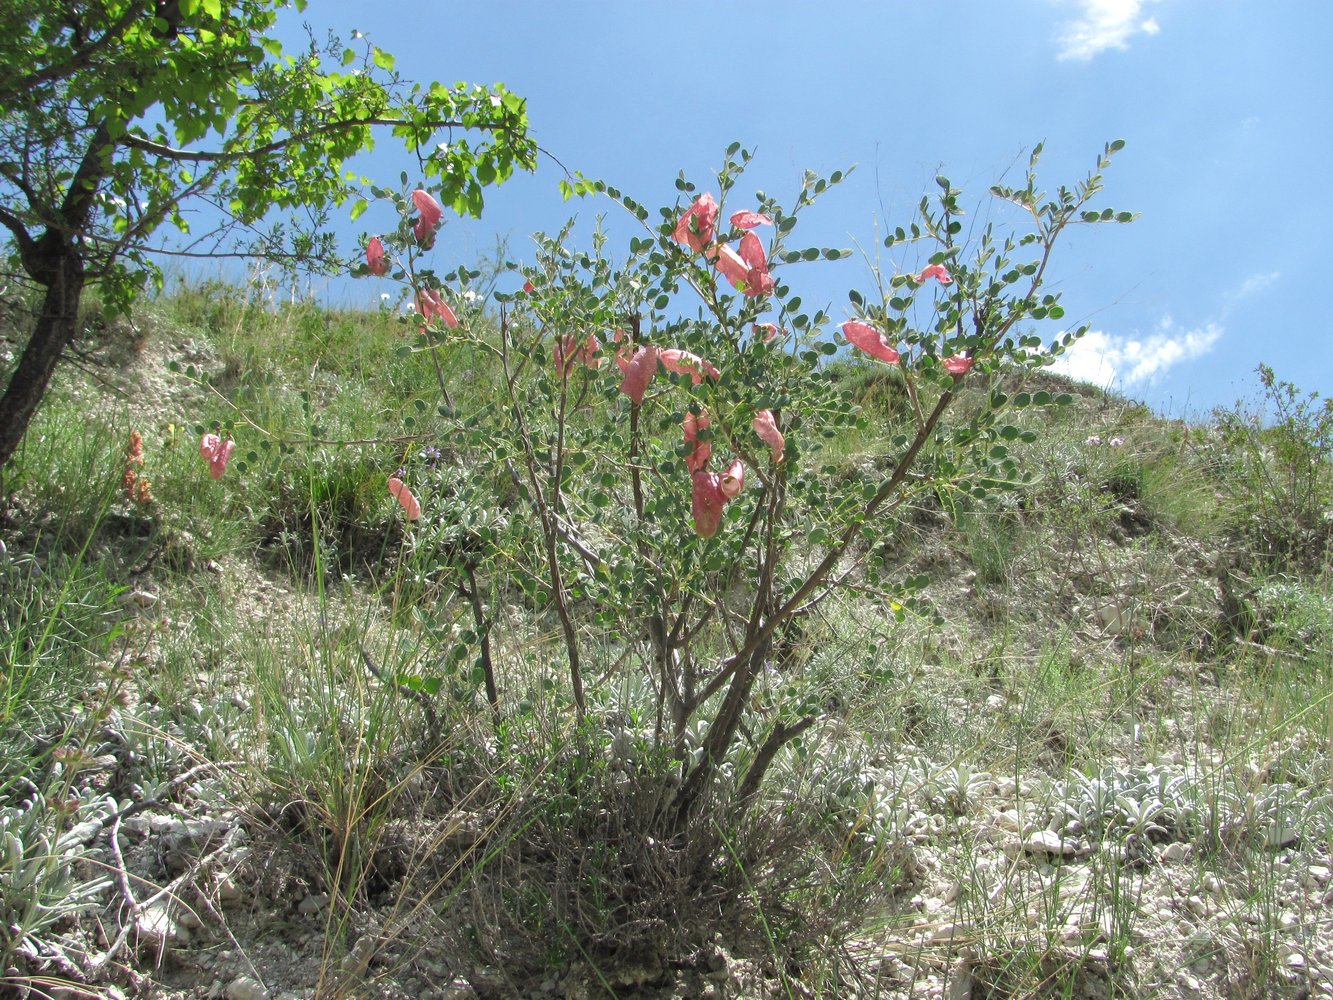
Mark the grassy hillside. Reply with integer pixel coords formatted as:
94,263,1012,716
2,280,1331,1000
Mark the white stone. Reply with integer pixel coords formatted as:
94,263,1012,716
945,958,973,1000
1023,830,1083,857
135,900,190,947
226,977,269,1000
1267,824,1300,849
121,590,159,609
931,922,974,943
1159,842,1190,863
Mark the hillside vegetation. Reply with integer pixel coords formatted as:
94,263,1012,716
1,279,1331,1000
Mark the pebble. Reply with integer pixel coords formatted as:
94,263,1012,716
298,893,327,916
216,873,242,902
1267,824,1300,848
135,900,190,947
945,958,973,1000
930,921,974,943
226,977,268,1000
120,590,160,609
1159,842,1190,863
1022,830,1084,858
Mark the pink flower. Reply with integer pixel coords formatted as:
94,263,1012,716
658,348,721,384
417,286,459,329
752,410,785,464
555,333,602,377
691,471,727,538
712,232,774,297
730,210,773,230
842,320,900,364
387,477,421,521
753,322,781,345
943,354,974,376
366,237,389,276
411,189,442,245
617,344,658,404
522,279,535,294
915,263,952,285
719,459,745,500
673,192,719,254
684,410,712,474
199,433,234,480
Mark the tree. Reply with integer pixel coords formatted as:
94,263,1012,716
0,0,534,470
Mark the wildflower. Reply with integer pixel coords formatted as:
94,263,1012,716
617,344,658,404
752,410,785,463
419,446,443,466
712,231,774,297
416,286,459,329
915,263,953,285
554,333,602,377
1085,435,1103,446
673,192,719,254
387,477,421,521
684,410,712,474
943,354,974,376
730,209,773,230
690,460,746,537
366,236,389,276
523,279,536,294
658,348,721,384
411,188,442,245
753,322,781,345
691,471,727,538
199,433,234,480
719,459,745,499
841,320,900,365
1109,436,1125,448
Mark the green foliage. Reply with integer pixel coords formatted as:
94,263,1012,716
0,1,534,470
1,1,533,298
1209,364,1333,569
347,141,1133,826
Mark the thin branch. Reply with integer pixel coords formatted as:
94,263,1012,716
117,114,524,164
0,203,35,258
0,2,150,103
737,715,817,802
360,647,443,751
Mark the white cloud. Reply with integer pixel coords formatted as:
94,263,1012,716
1050,317,1222,388
1056,0,1163,61
1235,271,1279,299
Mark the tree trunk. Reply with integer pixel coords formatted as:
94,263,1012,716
0,251,86,470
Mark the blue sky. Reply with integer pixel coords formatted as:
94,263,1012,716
276,1,1332,416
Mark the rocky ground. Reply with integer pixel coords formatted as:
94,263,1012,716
3,314,1332,999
